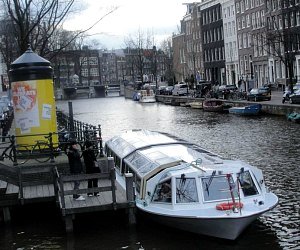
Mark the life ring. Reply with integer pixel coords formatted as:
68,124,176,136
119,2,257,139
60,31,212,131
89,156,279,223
216,202,243,211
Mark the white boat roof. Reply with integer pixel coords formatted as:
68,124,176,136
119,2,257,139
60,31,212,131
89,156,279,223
105,130,228,178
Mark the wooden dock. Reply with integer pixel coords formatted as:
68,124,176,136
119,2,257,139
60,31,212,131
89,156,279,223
0,155,136,232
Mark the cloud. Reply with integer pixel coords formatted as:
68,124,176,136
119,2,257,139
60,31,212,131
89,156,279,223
65,0,190,48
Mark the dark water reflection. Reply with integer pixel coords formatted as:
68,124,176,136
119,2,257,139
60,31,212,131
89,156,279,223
1,97,299,249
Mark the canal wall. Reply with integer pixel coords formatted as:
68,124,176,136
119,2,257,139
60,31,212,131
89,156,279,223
155,95,300,116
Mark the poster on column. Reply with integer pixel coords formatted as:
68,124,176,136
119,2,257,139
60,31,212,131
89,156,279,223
12,80,39,133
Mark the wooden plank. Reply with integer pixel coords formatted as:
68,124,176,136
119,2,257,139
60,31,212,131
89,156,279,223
6,183,19,194
0,180,7,194
36,185,44,198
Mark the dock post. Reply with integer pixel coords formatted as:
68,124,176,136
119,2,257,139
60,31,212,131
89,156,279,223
125,172,136,224
3,207,11,222
65,215,73,233
68,102,75,139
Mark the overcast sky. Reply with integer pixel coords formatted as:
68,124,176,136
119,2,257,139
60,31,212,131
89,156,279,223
64,0,193,49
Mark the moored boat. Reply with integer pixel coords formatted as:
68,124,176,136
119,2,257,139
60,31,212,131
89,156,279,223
229,104,262,116
189,101,203,109
203,99,224,112
287,112,300,123
139,89,156,103
105,129,278,240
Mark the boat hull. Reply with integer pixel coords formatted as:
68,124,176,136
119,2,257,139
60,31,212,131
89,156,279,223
139,209,262,240
139,97,156,103
189,102,203,109
229,104,261,115
203,100,224,112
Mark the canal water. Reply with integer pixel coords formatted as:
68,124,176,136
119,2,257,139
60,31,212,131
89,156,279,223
1,97,299,249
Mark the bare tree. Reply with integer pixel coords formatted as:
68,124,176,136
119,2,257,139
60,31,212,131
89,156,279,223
0,0,118,59
124,29,154,86
264,9,300,92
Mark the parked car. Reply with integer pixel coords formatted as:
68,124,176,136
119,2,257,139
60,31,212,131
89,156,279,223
156,86,167,95
161,86,174,95
289,89,300,104
217,84,237,99
282,84,300,103
195,81,211,97
247,87,271,101
172,82,188,96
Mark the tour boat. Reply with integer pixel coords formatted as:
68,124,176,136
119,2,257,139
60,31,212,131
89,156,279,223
139,89,156,103
104,129,278,240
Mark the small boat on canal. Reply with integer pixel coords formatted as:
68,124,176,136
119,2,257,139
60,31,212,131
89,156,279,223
203,99,225,112
189,101,203,109
287,112,300,123
229,104,262,116
139,89,156,103
104,130,278,240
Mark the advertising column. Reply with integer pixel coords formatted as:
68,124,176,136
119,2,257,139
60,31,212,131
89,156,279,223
9,46,58,146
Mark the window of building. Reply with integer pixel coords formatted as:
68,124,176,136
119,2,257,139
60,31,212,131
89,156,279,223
81,68,88,77
261,10,265,27
248,33,252,47
252,13,256,29
238,34,243,49
90,68,99,76
246,14,251,27
237,17,241,30
241,0,245,12
256,12,261,28
242,16,245,29
245,0,249,9
243,33,248,48
236,2,240,13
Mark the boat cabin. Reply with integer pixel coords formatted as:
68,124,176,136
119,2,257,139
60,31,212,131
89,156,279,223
105,130,262,204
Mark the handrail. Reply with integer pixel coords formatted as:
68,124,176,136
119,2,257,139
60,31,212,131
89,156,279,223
54,168,117,210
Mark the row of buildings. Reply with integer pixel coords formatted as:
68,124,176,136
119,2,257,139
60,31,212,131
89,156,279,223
173,0,300,90
0,0,299,93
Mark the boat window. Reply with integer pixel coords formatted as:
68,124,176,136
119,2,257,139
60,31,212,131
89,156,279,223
201,175,238,202
152,179,172,203
176,177,198,203
115,156,121,169
136,176,141,193
238,170,259,196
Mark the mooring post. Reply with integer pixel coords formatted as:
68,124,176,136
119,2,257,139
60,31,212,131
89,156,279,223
68,101,75,139
65,215,73,233
125,172,136,224
3,207,11,222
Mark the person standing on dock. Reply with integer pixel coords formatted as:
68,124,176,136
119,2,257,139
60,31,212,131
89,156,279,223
66,140,85,201
82,140,100,197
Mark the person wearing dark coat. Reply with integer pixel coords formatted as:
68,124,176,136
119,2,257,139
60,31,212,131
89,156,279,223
82,140,100,196
66,140,85,201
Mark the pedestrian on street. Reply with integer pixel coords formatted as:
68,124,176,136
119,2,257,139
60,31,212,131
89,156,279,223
66,139,85,201
82,140,100,197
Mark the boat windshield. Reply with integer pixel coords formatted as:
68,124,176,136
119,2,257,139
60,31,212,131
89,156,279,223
201,175,239,202
176,177,199,203
238,170,259,196
152,179,172,203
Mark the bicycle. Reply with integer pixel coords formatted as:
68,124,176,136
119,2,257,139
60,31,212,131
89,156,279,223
31,133,61,163
0,135,31,165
